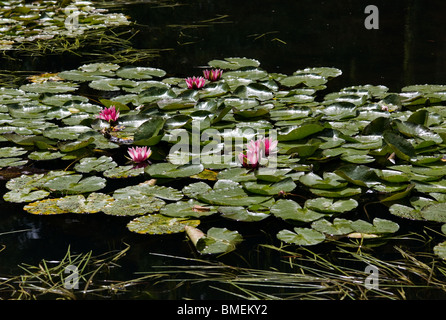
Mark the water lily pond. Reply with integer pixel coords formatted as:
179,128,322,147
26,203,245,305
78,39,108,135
2,0,446,301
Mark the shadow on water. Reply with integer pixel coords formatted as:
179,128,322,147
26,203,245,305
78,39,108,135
1,0,446,300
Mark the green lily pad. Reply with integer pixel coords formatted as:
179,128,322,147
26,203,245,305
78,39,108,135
43,125,93,140
182,182,212,199
305,197,358,213
20,82,78,93
197,180,271,206
208,57,260,70
103,165,145,179
218,206,270,222
145,163,204,178
322,102,358,120
434,241,446,260
309,186,363,198
270,199,326,222
217,167,257,182
89,78,138,91
277,122,325,141
74,156,117,173
242,177,296,195
127,214,200,235
277,227,326,246
43,174,106,194
113,182,183,201
102,196,165,216
116,67,166,79
28,150,65,161
55,194,112,214
160,199,217,218
334,164,380,188
299,172,348,190
3,188,50,203
0,157,28,168
188,226,243,255
23,198,68,215
350,218,399,234
311,218,355,236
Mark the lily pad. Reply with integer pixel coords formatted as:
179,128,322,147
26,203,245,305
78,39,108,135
197,180,271,206
277,227,326,246
305,197,358,213
208,57,260,70
270,199,326,222
190,226,243,255
116,67,166,79
43,174,106,194
73,156,117,173
145,163,204,179
103,165,145,178
102,196,165,216
127,214,200,235
218,206,270,222
311,218,355,236
160,199,217,218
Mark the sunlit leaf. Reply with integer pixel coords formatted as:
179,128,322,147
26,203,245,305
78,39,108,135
127,214,200,235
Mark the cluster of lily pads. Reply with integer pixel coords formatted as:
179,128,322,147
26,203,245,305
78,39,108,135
3,56,446,256
0,0,130,51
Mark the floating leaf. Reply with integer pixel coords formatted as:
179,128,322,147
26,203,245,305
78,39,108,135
102,196,165,216
208,57,260,70
218,206,270,222
277,227,326,246
270,199,326,222
20,82,78,94
116,67,166,79
103,165,145,178
197,180,271,206
434,241,446,260
74,156,117,173
311,218,355,236
43,174,106,194
145,163,204,178
3,188,50,203
242,177,296,196
0,157,28,168
193,227,243,255
305,197,358,213
277,122,325,141
299,172,348,190
160,199,217,218
24,198,67,215
127,214,200,235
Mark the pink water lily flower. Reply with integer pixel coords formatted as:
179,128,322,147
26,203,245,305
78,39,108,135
260,137,278,156
185,76,206,89
203,69,223,81
239,137,278,169
247,137,278,157
127,146,152,163
97,105,119,122
238,147,260,169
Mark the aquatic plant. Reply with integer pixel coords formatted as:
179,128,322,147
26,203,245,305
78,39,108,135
2,57,446,260
203,69,223,81
97,105,120,123
127,146,152,163
185,76,206,89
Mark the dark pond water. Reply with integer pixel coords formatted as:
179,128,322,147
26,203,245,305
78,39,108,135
1,0,446,300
